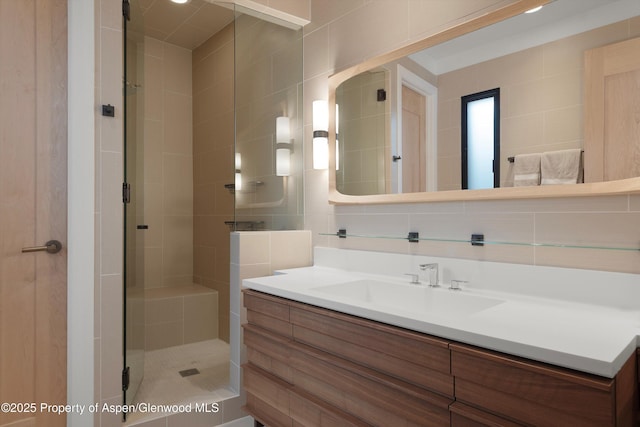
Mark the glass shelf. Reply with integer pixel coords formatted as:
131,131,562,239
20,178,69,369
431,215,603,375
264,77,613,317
319,232,640,252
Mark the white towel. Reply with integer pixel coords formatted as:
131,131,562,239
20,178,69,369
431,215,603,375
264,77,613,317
541,149,582,185
513,153,541,187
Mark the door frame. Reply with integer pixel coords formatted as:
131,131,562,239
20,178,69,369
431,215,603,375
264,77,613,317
395,64,438,193
67,0,96,423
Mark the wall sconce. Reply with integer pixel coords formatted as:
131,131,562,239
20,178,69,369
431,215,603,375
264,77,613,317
235,152,242,191
312,100,329,170
335,104,340,171
276,116,291,176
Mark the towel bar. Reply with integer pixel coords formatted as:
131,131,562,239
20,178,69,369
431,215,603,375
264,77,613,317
508,150,583,163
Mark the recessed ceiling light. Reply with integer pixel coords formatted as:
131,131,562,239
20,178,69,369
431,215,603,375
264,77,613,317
525,6,543,14
170,0,190,4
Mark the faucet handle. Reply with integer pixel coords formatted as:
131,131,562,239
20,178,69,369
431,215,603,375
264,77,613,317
449,280,467,291
404,273,420,285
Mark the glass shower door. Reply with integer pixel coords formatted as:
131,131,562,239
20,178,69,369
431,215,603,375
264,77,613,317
123,0,145,410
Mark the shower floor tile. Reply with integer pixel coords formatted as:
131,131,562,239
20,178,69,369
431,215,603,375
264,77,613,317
126,339,233,424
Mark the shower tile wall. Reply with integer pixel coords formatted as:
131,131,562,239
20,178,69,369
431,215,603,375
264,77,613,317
144,285,219,350
193,23,235,343
143,37,194,289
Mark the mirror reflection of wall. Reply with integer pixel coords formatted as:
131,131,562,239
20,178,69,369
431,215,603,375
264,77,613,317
335,69,390,195
334,0,640,196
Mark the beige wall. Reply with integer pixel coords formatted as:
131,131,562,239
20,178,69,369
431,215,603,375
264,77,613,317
193,23,235,343
143,37,194,289
436,18,640,190
303,1,640,275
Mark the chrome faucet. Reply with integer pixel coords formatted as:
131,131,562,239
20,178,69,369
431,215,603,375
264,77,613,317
420,263,439,287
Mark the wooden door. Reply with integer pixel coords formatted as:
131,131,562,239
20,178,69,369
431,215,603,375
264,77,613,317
584,37,640,183
402,85,427,192
0,1,67,426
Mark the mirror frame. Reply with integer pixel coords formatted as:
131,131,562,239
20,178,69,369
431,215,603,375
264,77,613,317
327,0,640,205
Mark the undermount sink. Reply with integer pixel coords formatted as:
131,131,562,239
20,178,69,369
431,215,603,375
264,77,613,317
311,279,504,317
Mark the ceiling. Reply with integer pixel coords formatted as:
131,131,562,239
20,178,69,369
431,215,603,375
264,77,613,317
135,0,235,50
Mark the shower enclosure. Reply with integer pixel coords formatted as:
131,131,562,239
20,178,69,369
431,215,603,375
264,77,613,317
123,0,303,418
123,0,145,407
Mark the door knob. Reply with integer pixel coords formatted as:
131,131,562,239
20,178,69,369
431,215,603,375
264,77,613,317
22,240,62,254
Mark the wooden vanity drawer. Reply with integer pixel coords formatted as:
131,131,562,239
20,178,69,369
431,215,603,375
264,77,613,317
290,304,453,396
247,308,293,337
244,324,293,382
450,402,524,427
451,344,616,427
291,341,452,427
289,388,369,427
244,290,290,322
244,364,292,426
290,304,450,372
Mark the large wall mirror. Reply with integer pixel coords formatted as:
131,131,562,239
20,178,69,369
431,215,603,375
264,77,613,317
328,0,640,204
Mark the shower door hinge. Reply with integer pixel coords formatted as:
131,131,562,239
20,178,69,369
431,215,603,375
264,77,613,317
123,0,130,21
123,183,131,204
122,366,130,391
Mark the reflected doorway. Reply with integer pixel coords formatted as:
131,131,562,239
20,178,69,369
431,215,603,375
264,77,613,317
401,85,427,193
394,64,438,193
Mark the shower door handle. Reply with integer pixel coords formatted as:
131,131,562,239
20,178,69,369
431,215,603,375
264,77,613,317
22,240,62,254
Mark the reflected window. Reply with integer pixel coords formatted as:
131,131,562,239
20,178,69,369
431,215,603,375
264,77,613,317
461,88,500,190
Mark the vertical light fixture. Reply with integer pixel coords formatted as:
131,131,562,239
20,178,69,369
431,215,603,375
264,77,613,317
312,100,329,170
335,104,340,171
235,152,242,191
276,116,291,176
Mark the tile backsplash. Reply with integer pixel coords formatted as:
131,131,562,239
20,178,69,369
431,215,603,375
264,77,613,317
321,196,640,274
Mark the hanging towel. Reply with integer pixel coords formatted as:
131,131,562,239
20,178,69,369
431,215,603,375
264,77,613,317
541,149,582,185
513,153,541,187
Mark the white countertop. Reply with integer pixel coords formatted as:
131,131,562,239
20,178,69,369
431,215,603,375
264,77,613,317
243,265,640,378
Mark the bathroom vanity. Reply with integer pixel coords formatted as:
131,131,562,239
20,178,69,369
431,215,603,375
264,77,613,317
242,248,640,426
243,289,637,426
